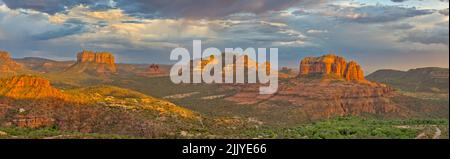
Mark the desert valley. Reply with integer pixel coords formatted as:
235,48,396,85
0,50,448,139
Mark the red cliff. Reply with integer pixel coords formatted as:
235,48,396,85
74,50,117,73
299,54,365,81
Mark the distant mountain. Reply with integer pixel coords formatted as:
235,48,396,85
367,67,449,93
15,57,74,73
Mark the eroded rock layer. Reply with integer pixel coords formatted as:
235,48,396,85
299,54,365,81
74,50,117,73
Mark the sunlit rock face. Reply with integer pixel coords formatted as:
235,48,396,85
0,50,23,73
299,54,365,81
73,50,117,74
0,75,67,100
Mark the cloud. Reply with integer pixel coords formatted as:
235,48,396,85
316,5,433,23
116,0,316,18
1,0,114,14
0,4,63,40
391,0,408,2
31,21,85,40
49,6,130,24
391,0,449,2
384,23,415,30
306,29,328,34
439,8,449,16
401,22,449,45
2,0,325,19
0,0,448,70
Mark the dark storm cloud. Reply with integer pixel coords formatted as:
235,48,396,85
115,0,318,18
1,0,112,14
3,0,322,18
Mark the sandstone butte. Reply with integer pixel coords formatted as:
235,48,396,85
0,75,67,100
0,50,23,73
147,64,166,75
299,54,365,81
193,54,271,75
75,50,117,73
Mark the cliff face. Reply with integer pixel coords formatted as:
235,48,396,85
0,50,23,73
0,75,67,100
226,78,403,124
70,50,117,74
77,51,115,65
299,54,365,81
225,54,403,124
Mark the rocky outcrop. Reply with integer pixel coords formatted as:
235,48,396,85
345,61,365,81
0,50,23,73
73,50,117,73
145,64,166,76
12,115,55,128
226,55,401,124
299,54,365,81
0,75,67,100
226,78,403,124
135,64,169,77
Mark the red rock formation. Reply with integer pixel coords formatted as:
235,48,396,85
345,61,365,81
147,64,163,75
136,64,169,77
225,78,402,123
12,115,55,128
0,50,23,73
299,54,365,81
75,50,117,73
0,75,67,100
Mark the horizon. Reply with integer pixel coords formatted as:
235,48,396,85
8,50,450,75
0,0,449,73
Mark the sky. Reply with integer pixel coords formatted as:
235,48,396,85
0,0,448,74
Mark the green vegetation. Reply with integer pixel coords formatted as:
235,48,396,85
241,116,449,139
366,67,449,93
0,126,136,139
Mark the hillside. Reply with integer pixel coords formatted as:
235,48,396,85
367,67,449,93
15,57,74,73
0,75,67,100
0,75,205,138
